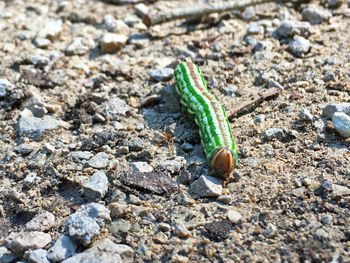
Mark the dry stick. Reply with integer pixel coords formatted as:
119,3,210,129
227,87,281,121
143,0,293,26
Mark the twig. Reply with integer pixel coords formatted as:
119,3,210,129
143,0,293,26
227,87,281,121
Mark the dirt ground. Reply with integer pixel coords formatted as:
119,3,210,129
0,0,350,262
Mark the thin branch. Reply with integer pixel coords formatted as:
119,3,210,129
227,87,281,121
143,0,293,26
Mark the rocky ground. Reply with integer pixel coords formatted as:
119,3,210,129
0,0,350,262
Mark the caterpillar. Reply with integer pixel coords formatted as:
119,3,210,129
173,61,238,179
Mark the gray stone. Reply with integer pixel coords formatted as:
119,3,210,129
104,15,130,35
332,184,350,197
39,19,63,41
65,38,89,56
26,249,49,263
105,97,129,121
5,231,52,255
175,223,191,238
83,171,109,200
134,3,149,16
47,235,77,262
247,22,264,35
190,175,222,197
157,156,186,174
302,5,332,25
100,33,128,54
241,7,256,21
255,114,265,124
65,203,110,245
131,162,153,173
17,30,35,40
30,105,48,118
25,211,55,231
127,137,144,151
288,36,310,57
71,151,94,160
328,0,343,8
88,152,109,169
274,20,312,39
263,128,284,140
321,179,333,191
24,55,50,67
292,187,305,197
32,38,51,48
243,35,257,46
0,246,17,263
268,79,283,90
17,116,67,140
61,238,124,263
23,172,38,185
181,142,194,152
322,103,350,119
227,210,242,224
299,108,313,121
223,85,237,97
332,112,350,138
321,215,332,225
128,33,151,48
315,228,329,240
0,79,12,98
264,223,277,238
149,68,174,82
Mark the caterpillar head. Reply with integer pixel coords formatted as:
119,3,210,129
210,147,237,179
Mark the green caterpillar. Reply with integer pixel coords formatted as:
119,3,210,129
173,61,238,179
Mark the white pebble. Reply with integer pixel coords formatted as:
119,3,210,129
332,112,350,138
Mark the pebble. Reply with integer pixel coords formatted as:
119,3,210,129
134,3,149,16
332,112,350,138
43,143,55,154
181,142,194,152
315,228,329,241
292,187,305,197
158,156,186,174
47,235,77,262
25,211,55,231
299,108,313,121
321,215,332,225
175,223,191,238
153,232,168,244
0,246,17,263
255,114,265,124
30,105,48,118
149,68,174,82
328,0,343,8
104,15,130,35
105,97,129,121
332,184,350,198
109,219,131,235
100,33,128,54
227,210,242,224
25,249,49,263
83,171,109,200
268,79,283,90
17,30,35,40
131,162,153,173
65,37,89,56
217,194,232,204
264,223,277,238
302,5,332,25
190,175,222,198
288,36,310,58
247,22,264,35
223,85,237,97
71,151,94,160
321,179,333,191
32,37,51,48
119,146,129,154
263,128,284,140
38,19,63,41
17,116,67,140
88,152,109,169
322,103,350,119
65,203,110,246
241,7,256,21
274,20,312,39
61,238,123,263
0,79,12,98
204,220,232,241
5,231,52,255
128,33,151,48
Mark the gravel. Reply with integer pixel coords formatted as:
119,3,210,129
47,235,77,262
190,175,222,197
332,112,350,138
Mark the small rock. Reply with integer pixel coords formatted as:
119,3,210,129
263,128,284,140
328,0,343,8
255,114,265,124
288,36,310,58
32,37,51,48
71,151,94,160
65,37,89,56
332,184,350,197
175,223,191,238
119,146,129,154
181,142,194,152
23,172,38,185
30,105,48,118
243,35,257,46
0,79,12,98
149,68,174,82
217,194,232,204
88,152,109,169
5,231,52,255
157,156,186,174
105,97,129,121
128,33,150,48
322,103,350,119
301,177,311,186
25,211,55,231
223,85,237,96
83,171,109,200
100,33,128,54
25,249,49,263
0,246,17,263
302,5,332,25
153,232,168,244
299,108,313,121
264,223,277,238
321,215,332,225
17,116,67,141
274,20,312,39
131,162,153,173
134,3,149,16
43,143,55,154
61,238,123,263
268,79,283,90
190,175,222,197
47,235,77,262
227,210,242,224
241,7,256,21
39,19,63,40
315,228,329,241
332,112,350,138
247,22,264,35
321,179,333,191
292,187,305,197
204,220,232,241
17,30,35,40
104,15,130,35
